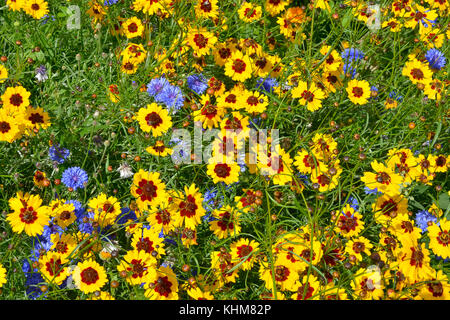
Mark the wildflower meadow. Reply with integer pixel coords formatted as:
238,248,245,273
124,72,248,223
0,0,449,305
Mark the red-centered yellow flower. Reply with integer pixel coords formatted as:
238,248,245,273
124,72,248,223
309,133,338,162
52,203,77,229
360,160,403,196
252,53,275,78
230,238,260,271
416,270,450,300
180,227,198,247
224,50,253,82
402,58,433,85
6,0,23,11
23,0,49,19
0,263,6,288
108,84,120,103
144,266,179,300
171,184,205,230
121,60,138,74
213,42,236,67
193,94,225,129
73,259,108,294
136,103,172,137
210,204,242,239
238,2,262,23
7,192,49,237
257,145,294,186
131,226,166,259
389,213,422,242
291,81,325,111
239,38,263,57
387,152,421,184
404,4,438,30
39,252,68,285
346,79,371,105
265,0,289,16
211,250,240,284
319,45,342,72
419,27,445,48
220,111,250,135
131,169,168,210
1,86,30,111
259,260,299,292
424,79,445,101
88,193,121,228
50,233,77,258
195,0,219,19
382,18,403,32
294,149,324,175
310,164,341,192
132,0,167,15
146,141,173,157
146,205,175,235
24,106,51,133
186,27,217,57
372,193,408,226
73,231,102,258
321,70,343,94
335,204,364,238
274,233,305,271
291,275,321,300
432,154,449,173
345,236,373,263
397,238,434,282
32,170,46,188
122,17,145,39
0,65,8,83
241,90,269,114
86,1,106,23
428,219,450,259
120,43,147,65
414,153,437,185
295,238,323,271
207,156,240,185
351,267,384,300
426,0,449,11
117,249,156,286
207,77,226,97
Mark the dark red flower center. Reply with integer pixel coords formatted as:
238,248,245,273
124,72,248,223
80,267,99,285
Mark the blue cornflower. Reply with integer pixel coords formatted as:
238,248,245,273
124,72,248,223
425,48,446,70
170,137,191,164
61,167,88,191
415,210,438,233
256,77,279,93
66,200,85,220
147,77,170,99
346,196,359,211
104,0,119,5
158,84,185,113
389,90,403,102
22,260,45,300
364,186,382,195
49,144,70,164
30,239,53,262
116,207,138,225
343,62,357,78
187,74,208,95
341,48,365,62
